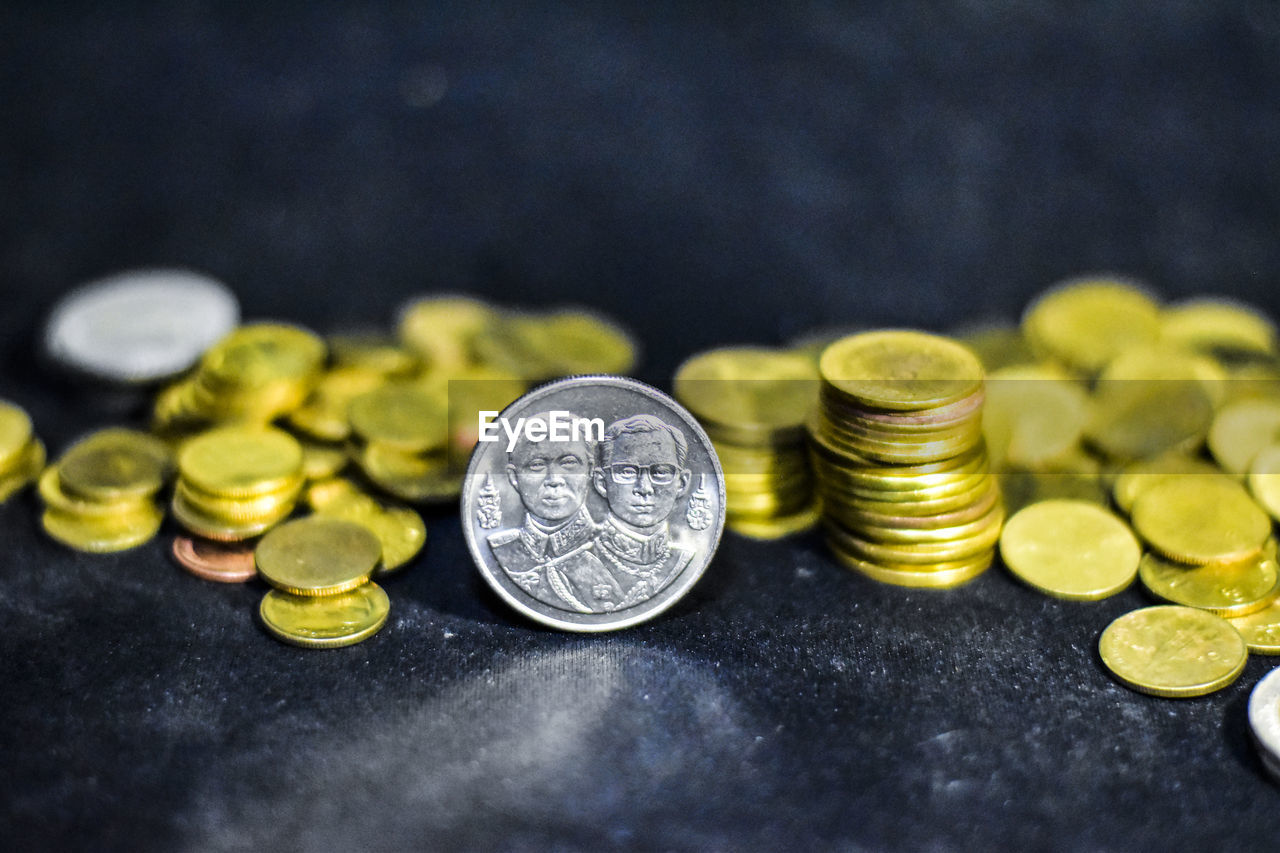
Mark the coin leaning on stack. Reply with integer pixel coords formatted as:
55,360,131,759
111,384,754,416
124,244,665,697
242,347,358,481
0,399,45,503
809,330,1002,588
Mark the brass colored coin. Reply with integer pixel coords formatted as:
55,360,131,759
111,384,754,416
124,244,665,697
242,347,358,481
1085,378,1213,462
0,439,46,502
1112,454,1230,514
1098,344,1229,408
326,333,420,377
178,425,303,498
170,490,287,542
313,493,426,572
1098,605,1247,698
298,439,348,481
1021,277,1160,374
1130,476,1271,566
534,309,639,377
39,466,155,519
1208,399,1280,475
983,366,1088,469
819,330,984,412
1248,444,1280,522
259,582,390,648
200,322,326,389
673,347,819,445
255,516,381,596
998,500,1140,599
41,504,163,553
0,400,34,471
287,367,386,442
303,477,362,510
57,428,172,501
1226,599,1280,654
727,502,822,540
171,535,258,583
347,383,447,453
952,322,1036,373
829,545,992,588
1138,544,1279,617
1161,298,1277,357
174,478,300,523
357,443,463,503
397,294,497,370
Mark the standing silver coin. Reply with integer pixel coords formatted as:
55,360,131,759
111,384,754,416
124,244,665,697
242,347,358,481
44,268,240,384
462,375,726,631
1249,667,1280,783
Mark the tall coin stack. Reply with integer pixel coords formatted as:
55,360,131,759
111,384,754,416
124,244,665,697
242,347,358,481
810,331,1002,588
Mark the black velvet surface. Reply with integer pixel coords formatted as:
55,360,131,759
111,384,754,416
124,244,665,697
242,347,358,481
2,3,1279,851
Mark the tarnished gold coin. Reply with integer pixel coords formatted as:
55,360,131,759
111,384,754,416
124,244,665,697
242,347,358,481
39,466,154,519
259,582,390,648
312,492,426,572
1021,277,1160,374
347,383,447,453
1161,298,1277,356
255,516,381,596
171,535,258,583
1138,543,1280,617
999,500,1140,600
1248,444,1280,522
0,400,34,471
1111,454,1230,514
1098,605,1247,698
819,330,984,411
41,504,163,553
57,428,172,501
178,425,303,498
1226,599,1280,654
673,347,819,445
1130,476,1271,565
1208,399,1280,475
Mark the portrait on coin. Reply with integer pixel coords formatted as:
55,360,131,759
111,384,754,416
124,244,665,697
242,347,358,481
486,410,623,613
592,414,696,609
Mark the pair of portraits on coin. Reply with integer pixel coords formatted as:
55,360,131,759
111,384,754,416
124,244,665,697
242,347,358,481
462,376,726,632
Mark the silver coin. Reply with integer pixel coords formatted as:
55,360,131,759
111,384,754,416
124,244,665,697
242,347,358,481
44,268,240,384
1249,666,1280,783
461,375,726,631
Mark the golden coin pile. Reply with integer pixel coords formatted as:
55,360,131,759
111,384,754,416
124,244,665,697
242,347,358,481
0,399,45,503
672,347,820,539
345,382,459,504
809,330,1002,588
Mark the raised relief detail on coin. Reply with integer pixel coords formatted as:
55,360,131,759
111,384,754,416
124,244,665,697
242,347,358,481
462,376,725,631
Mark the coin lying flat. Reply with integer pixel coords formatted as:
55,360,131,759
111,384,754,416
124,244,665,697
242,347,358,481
178,425,303,498
1130,476,1271,566
1162,298,1277,357
462,375,725,631
43,268,240,384
1226,599,1280,655
999,500,1140,600
1138,543,1280,617
819,330,983,412
41,504,164,553
1249,444,1280,522
259,583,390,648
57,428,172,501
1111,454,1229,514
312,492,426,572
1098,605,1247,698
1021,276,1160,375
1208,399,1280,476
255,516,382,596
172,535,258,583
1247,667,1280,782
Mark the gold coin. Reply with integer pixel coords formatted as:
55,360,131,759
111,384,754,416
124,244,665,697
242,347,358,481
259,582,390,648
674,347,819,445
952,322,1037,373
1084,378,1212,462
255,516,382,596
347,383,447,453
727,502,821,540
1098,605,1247,698
819,330,984,412
828,545,992,588
287,367,386,442
178,425,303,498
356,442,462,503
397,294,496,370
1111,454,1230,514
57,428,172,501
1226,599,1280,654
170,490,287,542
1021,277,1160,374
535,309,639,376
1130,476,1271,565
1248,444,1280,522
174,478,300,523
313,492,426,572
297,439,348,481
303,477,361,510
983,366,1088,469
998,466,1110,517
1097,344,1229,408
0,400,34,472
998,500,1139,599
41,504,163,553
0,439,46,502
1138,543,1279,616
39,466,155,519
326,333,420,377
1208,399,1280,475
1161,298,1277,357
200,322,326,389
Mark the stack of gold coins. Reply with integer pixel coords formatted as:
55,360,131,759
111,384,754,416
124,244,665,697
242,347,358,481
38,428,172,552
810,330,1002,588
672,347,820,539
255,516,390,648
154,322,326,432
345,383,459,503
0,399,45,502
172,425,304,541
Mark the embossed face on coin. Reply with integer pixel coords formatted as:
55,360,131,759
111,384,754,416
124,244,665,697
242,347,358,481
463,376,725,631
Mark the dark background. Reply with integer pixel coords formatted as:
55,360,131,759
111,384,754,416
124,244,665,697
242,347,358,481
2,3,1279,851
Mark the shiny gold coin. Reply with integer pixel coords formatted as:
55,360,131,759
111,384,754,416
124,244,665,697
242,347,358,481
0,400,34,472
41,504,163,553
397,294,497,370
1208,399,1280,475
0,439,46,503
1130,476,1271,565
727,502,822,540
200,322,326,389
952,322,1037,373
1111,454,1230,514
1138,543,1279,616
1098,605,1247,698
826,520,1000,566
1161,298,1277,357
1098,344,1229,408
313,492,426,572
998,499,1140,599
1085,378,1212,462
57,428,172,501
1248,444,1280,522
983,366,1088,469
178,425,303,498
819,330,984,412
326,333,420,377
859,501,1004,546
259,582,390,648
1021,277,1160,374
287,367,386,442
347,383,447,453
39,466,155,519
357,442,462,503
674,347,819,445
255,516,382,596
828,544,992,588
174,478,300,523
303,477,361,510
1226,599,1280,654
298,439,347,481
170,490,287,542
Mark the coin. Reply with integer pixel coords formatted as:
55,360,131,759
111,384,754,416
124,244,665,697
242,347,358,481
171,535,258,582
462,375,725,631
259,583,390,648
1227,599,1280,654
397,294,497,370
673,347,819,445
828,546,992,589
998,500,1140,600
1111,454,1230,514
41,504,163,553
57,428,172,501
313,492,426,572
42,268,240,384
0,439,46,503
1098,605,1247,698
178,425,303,498
0,400,34,471
1208,399,1280,475
1162,297,1277,357
347,383,447,453
1248,667,1280,782
255,516,382,596
1138,543,1280,617
983,366,1088,469
38,466,154,520
1021,276,1160,375
1248,444,1280,522
1130,477,1271,565
819,330,983,411
1084,377,1213,462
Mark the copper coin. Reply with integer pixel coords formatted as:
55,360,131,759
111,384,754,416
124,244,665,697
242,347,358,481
171,535,258,582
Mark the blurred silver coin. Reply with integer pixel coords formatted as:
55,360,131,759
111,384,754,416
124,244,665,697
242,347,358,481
44,268,240,384
1249,666,1280,783
462,375,725,631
